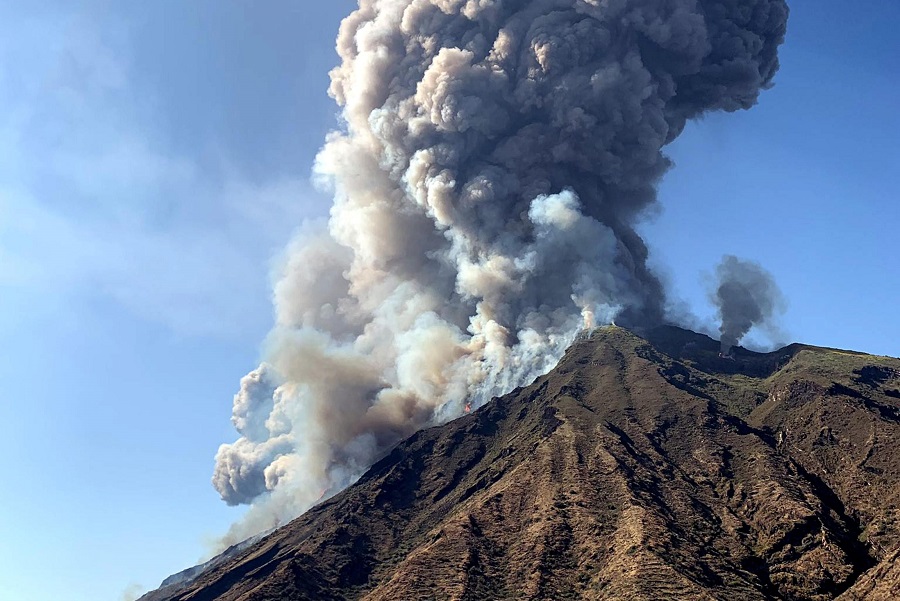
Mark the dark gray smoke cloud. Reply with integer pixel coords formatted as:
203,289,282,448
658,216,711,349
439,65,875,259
714,255,785,354
213,0,789,543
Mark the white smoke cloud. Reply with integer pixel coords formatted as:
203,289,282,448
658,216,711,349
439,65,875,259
212,0,789,542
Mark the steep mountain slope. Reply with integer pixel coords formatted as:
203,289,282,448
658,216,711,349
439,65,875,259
146,326,900,600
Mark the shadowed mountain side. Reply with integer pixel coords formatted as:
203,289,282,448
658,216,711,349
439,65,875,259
145,326,900,601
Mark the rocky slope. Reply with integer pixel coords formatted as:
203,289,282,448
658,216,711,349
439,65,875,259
145,326,900,600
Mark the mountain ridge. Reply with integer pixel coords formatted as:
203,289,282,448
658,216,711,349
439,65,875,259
143,326,900,600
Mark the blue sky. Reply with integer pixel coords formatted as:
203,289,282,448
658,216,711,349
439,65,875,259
0,1,896,600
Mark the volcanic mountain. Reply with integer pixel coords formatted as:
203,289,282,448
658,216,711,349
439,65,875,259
144,326,900,600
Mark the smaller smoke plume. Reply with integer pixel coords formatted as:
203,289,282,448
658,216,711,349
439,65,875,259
713,255,784,354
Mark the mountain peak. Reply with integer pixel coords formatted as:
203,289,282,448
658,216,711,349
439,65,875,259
145,328,900,601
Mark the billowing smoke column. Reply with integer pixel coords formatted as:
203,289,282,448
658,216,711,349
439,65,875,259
714,255,785,355
213,0,788,540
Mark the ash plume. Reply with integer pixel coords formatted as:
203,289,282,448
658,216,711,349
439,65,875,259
714,255,785,354
213,0,788,542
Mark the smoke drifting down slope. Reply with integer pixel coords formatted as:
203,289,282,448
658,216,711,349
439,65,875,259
212,0,789,541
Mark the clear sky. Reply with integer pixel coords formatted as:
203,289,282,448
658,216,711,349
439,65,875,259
0,1,896,600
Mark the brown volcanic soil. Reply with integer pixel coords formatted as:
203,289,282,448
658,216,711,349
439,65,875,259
147,326,900,600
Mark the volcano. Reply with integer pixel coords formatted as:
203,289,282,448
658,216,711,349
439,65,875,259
142,326,900,600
